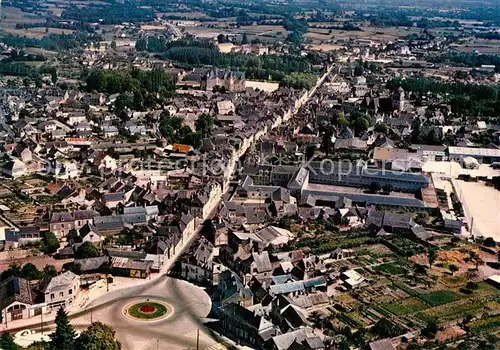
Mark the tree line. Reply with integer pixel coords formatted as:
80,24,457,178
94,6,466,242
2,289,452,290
428,52,500,72
83,68,176,96
1,32,101,52
61,3,154,24
15,20,95,32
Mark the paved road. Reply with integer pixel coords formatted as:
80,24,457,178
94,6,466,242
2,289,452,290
82,277,214,349
23,277,214,350
165,22,183,38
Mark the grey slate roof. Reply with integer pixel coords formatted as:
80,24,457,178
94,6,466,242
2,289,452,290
0,276,34,310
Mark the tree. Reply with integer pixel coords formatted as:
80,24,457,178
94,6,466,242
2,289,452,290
449,264,459,275
351,114,371,134
421,318,438,337
374,123,388,133
195,114,215,138
334,112,349,127
42,265,58,279
75,242,99,259
22,263,41,280
51,69,57,85
372,318,403,338
41,232,59,254
1,332,19,350
241,32,248,44
110,40,117,50
484,237,496,247
23,77,31,87
382,184,393,194
217,34,227,44
1,263,22,280
66,229,79,242
369,182,381,193
305,144,316,160
75,322,121,350
428,248,438,268
159,111,182,143
135,38,147,51
25,340,49,350
35,76,42,88
50,307,76,350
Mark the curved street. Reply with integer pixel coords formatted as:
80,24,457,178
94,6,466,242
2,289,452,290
71,276,214,349
14,276,215,350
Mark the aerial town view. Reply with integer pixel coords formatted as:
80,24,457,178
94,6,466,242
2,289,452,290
1,0,500,349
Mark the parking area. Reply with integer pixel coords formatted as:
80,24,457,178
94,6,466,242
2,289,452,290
453,179,500,239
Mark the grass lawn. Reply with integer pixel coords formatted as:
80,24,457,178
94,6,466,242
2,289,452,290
420,290,461,307
127,302,167,319
373,262,407,276
381,297,428,316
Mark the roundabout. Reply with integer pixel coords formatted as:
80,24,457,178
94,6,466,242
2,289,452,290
74,277,214,349
123,300,173,321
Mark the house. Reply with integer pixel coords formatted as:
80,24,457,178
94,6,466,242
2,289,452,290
219,303,276,349
67,112,87,125
110,256,152,278
50,212,75,238
0,276,47,323
81,223,102,245
102,192,125,208
181,236,217,284
369,339,396,350
38,120,57,133
216,100,235,115
340,269,365,289
125,124,147,136
19,147,32,163
123,206,159,221
256,226,294,248
171,143,193,154
217,269,253,308
50,210,100,238
102,126,119,138
3,159,27,178
270,327,325,350
18,226,42,246
44,271,80,310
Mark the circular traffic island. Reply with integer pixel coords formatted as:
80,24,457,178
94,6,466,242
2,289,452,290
124,300,173,322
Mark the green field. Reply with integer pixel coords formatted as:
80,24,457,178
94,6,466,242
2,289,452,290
418,299,486,322
420,290,461,307
381,297,428,316
470,315,500,334
373,262,407,276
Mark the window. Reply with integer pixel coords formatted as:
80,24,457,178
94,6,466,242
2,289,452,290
50,293,54,300
59,291,64,298
69,289,72,295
